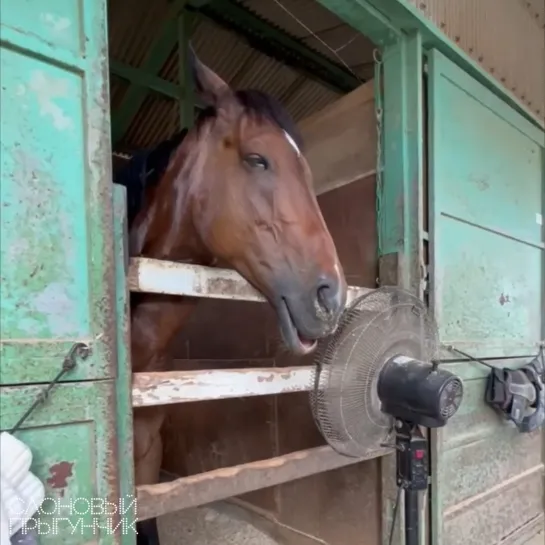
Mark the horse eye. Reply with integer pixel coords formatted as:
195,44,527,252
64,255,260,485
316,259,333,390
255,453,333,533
244,154,269,170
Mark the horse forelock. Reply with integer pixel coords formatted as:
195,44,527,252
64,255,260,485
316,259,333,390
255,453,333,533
234,89,303,150
193,89,302,151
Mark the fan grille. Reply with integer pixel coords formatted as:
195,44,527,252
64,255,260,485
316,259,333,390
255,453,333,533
310,287,439,457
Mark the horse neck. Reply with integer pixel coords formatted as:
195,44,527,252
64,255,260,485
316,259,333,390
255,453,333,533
130,293,197,372
129,137,213,265
129,142,212,373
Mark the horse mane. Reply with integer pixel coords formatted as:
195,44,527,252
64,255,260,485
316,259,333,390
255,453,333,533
114,89,301,228
113,128,188,228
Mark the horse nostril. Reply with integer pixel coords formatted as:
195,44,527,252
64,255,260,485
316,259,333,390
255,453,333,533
316,278,342,316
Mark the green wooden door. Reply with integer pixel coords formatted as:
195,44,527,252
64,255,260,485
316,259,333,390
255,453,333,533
0,0,115,384
0,1,134,543
427,50,544,545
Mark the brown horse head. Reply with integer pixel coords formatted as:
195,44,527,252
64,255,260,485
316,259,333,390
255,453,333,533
130,51,347,355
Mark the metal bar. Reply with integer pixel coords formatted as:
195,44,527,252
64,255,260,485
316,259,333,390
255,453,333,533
191,0,360,94
315,0,402,47
128,258,372,303
132,366,313,407
110,60,181,100
111,0,189,145
378,33,425,545
136,444,388,520
178,10,195,129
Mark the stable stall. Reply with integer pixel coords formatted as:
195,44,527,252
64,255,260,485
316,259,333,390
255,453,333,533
0,1,543,545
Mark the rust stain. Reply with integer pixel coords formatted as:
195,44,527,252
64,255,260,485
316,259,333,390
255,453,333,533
47,461,74,494
499,293,510,306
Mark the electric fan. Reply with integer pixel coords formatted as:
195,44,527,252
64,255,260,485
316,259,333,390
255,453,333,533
310,286,464,545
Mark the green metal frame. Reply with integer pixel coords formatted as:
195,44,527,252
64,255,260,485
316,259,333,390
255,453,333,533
427,48,544,544
311,2,544,545
113,184,135,545
111,0,190,144
178,10,195,129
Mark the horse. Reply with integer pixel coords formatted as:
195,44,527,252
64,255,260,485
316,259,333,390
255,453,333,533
114,49,348,545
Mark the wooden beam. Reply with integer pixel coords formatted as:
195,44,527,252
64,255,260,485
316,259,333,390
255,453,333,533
298,79,377,195
136,444,389,519
127,258,372,303
132,366,313,407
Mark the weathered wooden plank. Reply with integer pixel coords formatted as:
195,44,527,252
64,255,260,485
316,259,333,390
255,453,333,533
442,465,544,545
136,444,389,520
299,79,377,195
128,258,372,303
132,366,313,407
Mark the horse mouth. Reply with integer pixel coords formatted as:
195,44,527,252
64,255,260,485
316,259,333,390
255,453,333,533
277,298,318,355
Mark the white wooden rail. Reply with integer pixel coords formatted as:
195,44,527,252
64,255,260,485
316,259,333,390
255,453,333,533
128,258,371,406
127,258,377,515
128,257,371,304
132,366,313,407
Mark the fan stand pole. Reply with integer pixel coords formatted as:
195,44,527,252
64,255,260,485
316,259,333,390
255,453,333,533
404,488,420,545
395,420,428,545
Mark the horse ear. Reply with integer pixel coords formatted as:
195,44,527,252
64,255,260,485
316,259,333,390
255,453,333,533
188,44,230,107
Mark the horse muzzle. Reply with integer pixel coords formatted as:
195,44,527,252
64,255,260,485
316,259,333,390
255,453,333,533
275,277,346,355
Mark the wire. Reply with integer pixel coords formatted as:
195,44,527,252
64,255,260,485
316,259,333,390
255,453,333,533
441,345,496,369
388,485,403,545
269,0,364,82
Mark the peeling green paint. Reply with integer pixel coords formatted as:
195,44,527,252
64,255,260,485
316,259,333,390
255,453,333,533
428,49,544,545
0,0,116,384
0,1,129,543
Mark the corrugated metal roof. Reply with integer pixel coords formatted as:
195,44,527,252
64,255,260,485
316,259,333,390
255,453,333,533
108,0,374,155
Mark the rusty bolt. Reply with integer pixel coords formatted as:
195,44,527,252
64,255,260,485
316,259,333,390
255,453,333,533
478,56,484,62
419,2,426,9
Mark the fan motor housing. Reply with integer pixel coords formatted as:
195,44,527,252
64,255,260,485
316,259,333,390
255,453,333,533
377,355,464,428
